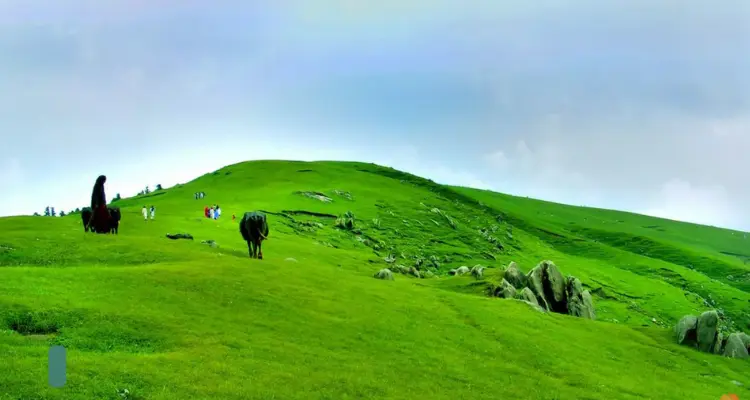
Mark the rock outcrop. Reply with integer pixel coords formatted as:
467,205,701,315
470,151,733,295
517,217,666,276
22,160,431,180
674,310,750,359
478,260,598,320
471,265,485,280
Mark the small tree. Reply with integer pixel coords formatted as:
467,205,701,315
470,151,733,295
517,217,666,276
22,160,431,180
155,184,163,191
59,211,66,217
112,193,122,203
33,212,40,217
74,208,81,213
44,206,50,217
144,186,151,194
51,207,56,217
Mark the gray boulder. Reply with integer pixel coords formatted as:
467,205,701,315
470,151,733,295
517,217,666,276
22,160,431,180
581,290,596,320
525,260,567,312
374,269,394,280
408,266,422,279
494,278,517,299
503,262,526,289
544,262,567,313
448,269,457,276
696,310,720,353
723,333,749,359
566,277,596,320
455,266,470,276
675,315,698,345
470,265,485,280
516,287,539,307
526,264,549,310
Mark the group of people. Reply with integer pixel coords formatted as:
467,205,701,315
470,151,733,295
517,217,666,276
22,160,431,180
204,205,222,220
142,205,156,221
194,192,206,199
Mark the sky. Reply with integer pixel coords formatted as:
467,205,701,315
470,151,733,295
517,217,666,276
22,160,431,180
0,0,748,230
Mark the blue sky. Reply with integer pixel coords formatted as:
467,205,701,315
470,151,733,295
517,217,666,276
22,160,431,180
1,1,749,230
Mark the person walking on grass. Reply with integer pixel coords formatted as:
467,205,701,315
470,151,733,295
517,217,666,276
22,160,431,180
215,205,221,220
150,205,155,220
209,206,215,220
142,205,148,222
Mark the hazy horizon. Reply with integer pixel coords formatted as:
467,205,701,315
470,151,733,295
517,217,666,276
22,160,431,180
1,1,748,231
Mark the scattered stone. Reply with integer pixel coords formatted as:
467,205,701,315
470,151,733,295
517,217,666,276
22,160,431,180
455,266,470,276
295,191,333,202
493,279,517,299
285,258,298,263
332,189,353,200
696,310,720,353
470,265,485,280
201,240,218,248
723,333,749,359
374,269,394,280
408,266,422,279
166,233,193,240
503,261,526,289
423,270,435,279
393,264,408,274
335,211,356,230
448,269,458,276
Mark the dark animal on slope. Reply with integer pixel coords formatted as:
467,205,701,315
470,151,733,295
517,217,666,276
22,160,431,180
81,207,93,232
239,211,270,259
88,175,111,233
108,207,121,234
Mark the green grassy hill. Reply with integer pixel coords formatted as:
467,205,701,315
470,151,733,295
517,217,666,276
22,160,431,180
1,160,748,399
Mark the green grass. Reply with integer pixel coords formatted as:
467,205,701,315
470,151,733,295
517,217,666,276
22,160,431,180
1,160,748,399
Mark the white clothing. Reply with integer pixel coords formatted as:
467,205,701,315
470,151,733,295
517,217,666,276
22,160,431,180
142,208,148,220
209,209,215,219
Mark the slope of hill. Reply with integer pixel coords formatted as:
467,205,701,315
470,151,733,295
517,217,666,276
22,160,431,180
0,160,748,399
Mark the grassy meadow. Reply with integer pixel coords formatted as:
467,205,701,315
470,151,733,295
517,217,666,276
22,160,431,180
0,160,748,399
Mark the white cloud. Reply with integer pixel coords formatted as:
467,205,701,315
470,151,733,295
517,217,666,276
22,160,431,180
638,179,736,228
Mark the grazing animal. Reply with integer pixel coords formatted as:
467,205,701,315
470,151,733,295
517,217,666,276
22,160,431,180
239,211,269,259
81,207,93,232
108,207,121,234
